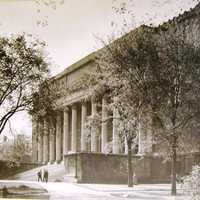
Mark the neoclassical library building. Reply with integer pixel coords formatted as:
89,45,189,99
32,3,200,184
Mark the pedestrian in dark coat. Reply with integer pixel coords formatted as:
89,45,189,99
43,169,49,183
37,170,42,182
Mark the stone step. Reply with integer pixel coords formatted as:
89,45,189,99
9,163,66,182
63,175,77,183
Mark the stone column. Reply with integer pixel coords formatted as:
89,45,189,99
32,117,38,162
38,121,43,163
71,104,77,152
56,112,62,163
101,98,108,153
139,116,153,154
49,126,55,163
112,107,120,154
37,136,42,163
63,107,70,156
124,138,128,154
138,122,145,154
81,102,87,151
147,117,153,153
138,122,142,154
38,121,44,163
91,100,98,152
43,119,49,164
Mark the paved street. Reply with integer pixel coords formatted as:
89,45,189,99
39,182,189,200
0,180,189,200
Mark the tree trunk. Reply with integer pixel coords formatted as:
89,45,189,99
127,141,133,187
171,136,177,196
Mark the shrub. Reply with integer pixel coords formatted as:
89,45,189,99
182,165,200,200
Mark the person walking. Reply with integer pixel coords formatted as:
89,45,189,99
43,169,49,183
37,170,42,182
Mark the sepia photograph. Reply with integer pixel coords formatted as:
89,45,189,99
0,0,200,199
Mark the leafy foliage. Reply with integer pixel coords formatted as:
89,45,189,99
0,34,50,135
151,27,200,195
34,0,65,27
95,26,158,148
91,20,200,191
0,135,32,167
90,26,160,187
182,165,200,200
31,79,59,122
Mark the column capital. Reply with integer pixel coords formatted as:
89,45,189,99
55,110,62,115
79,98,87,104
91,96,98,104
63,106,70,112
80,100,87,106
71,103,77,109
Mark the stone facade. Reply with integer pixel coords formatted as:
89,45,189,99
32,53,152,165
32,3,200,183
64,152,200,184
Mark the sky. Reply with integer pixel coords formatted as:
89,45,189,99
0,0,198,137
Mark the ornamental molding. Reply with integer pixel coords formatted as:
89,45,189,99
56,89,90,109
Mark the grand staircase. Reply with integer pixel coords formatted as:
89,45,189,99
8,163,67,182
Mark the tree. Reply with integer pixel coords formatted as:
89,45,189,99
109,0,200,195
151,27,200,195
34,0,65,27
92,26,159,187
0,34,50,135
0,134,32,167
92,19,200,195
182,165,200,200
34,0,64,9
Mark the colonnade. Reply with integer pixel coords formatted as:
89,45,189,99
33,98,124,164
32,98,150,164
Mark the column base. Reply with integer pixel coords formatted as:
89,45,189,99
67,151,77,154
47,161,53,165
56,160,62,164
42,161,48,165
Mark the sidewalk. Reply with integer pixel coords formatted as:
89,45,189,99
39,182,189,200
0,180,189,200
